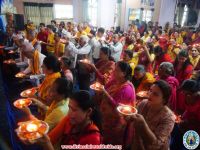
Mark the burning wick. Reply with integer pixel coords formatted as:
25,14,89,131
81,59,89,63
95,82,101,88
26,123,38,132
19,100,25,105
26,90,31,94
121,106,132,114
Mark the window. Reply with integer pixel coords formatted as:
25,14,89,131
142,9,152,22
54,4,73,19
181,5,188,26
88,0,98,26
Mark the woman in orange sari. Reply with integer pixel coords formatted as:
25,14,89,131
97,61,136,145
27,91,102,150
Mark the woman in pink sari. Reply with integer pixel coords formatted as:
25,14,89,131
97,61,136,145
157,62,179,111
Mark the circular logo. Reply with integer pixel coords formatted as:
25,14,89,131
183,130,199,150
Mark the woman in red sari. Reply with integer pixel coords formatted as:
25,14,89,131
88,47,115,85
179,80,200,134
31,90,102,150
137,43,155,73
174,50,193,85
153,46,173,74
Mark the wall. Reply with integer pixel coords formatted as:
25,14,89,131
123,0,141,30
13,0,72,15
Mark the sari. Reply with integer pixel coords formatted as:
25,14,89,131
134,72,155,93
153,53,173,74
157,76,179,111
38,72,61,101
100,79,135,145
30,50,40,74
174,64,193,85
49,116,101,150
182,98,200,133
95,60,115,85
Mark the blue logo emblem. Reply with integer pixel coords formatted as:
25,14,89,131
183,130,199,149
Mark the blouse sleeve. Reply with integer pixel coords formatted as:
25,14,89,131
110,84,136,106
147,112,175,149
48,115,69,145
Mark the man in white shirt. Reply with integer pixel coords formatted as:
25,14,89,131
89,27,105,63
66,35,91,90
66,35,91,68
21,42,45,75
109,34,123,62
27,29,41,52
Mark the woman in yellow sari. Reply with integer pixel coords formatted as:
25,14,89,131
37,55,61,104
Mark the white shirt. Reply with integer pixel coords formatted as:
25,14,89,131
67,41,91,68
110,42,123,62
89,36,106,59
23,51,46,74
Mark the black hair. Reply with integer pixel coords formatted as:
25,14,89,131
153,80,172,105
181,79,200,93
134,65,146,73
70,90,102,132
60,21,65,26
39,23,45,27
124,50,133,58
174,50,192,72
61,57,72,68
97,27,105,34
117,61,132,81
146,42,154,54
55,32,62,38
154,45,164,55
100,47,114,61
43,55,61,72
51,20,56,25
90,30,96,36
54,78,72,98
46,25,54,31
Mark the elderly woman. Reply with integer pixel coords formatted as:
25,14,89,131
132,65,155,93
157,62,179,111
126,80,175,150
97,61,136,145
